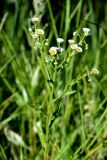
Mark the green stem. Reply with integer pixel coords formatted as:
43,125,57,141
44,68,56,160
46,0,58,39
64,0,70,45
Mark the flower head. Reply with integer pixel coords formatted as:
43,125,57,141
31,17,39,23
73,31,77,36
90,68,99,75
57,38,64,43
68,39,75,44
49,47,57,56
35,29,44,36
32,33,38,39
83,27,90,36
70,43,78,50
76,46,82,52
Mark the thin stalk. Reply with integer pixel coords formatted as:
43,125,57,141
64,0,70,45
78,92,86,143
46,0,58,39
44,69,56,160
76,0,83,28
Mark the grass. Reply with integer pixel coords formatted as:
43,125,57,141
0,0,107,160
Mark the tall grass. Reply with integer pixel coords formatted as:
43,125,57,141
0,0,107,160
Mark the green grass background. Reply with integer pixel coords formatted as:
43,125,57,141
0,0,107,159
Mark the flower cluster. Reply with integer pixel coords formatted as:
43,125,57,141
29,17,44,39
48,27,90,56
29,20,94,75
29,18,90,58
29,27,44,39
68,40,82,53
69,27,90,53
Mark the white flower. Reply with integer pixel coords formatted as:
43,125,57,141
32,33,38,39
83,27,90,32
57,38,64,43
31,17,39,23
70,43,78,50
68,39,74,44
35,29,44,36
73,31,77,36
90,68,99,75
83,27,90,36
49,47,57,56
76,46,82,52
